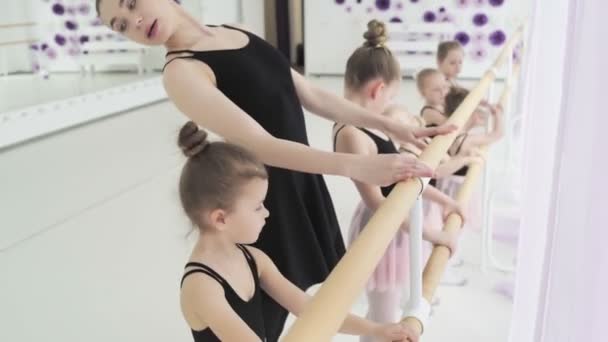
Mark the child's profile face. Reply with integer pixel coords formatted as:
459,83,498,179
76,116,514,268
223,178,270,244
422,73,449,106
371,80,401,113
439,48,464,79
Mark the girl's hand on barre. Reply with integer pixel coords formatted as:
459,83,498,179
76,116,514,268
351,154,435,186
470,110,487,127
490,103,504,116
464,148,485,166
388,121,458,150
370,321,419,342
442,201,467,224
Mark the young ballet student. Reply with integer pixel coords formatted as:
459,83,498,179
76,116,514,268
176,121,420,342
437,41,464,87
332,21,462,340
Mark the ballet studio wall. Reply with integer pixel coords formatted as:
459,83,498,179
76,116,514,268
304,0,529,78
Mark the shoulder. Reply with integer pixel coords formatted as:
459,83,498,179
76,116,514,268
162,57,216,91
181,267,226,300
334,125,375,154
421,106,446,124
241,246,274,276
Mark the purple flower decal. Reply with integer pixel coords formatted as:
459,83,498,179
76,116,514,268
52,3,65,15
46,48,58,59
470,47,487,61
423,11,437,22
454,32,471,46
54,34,66,46
473,13,488,26
78,4,91,15
456,0,469,8
65,20,78,30
376,0,391,11
489,30,506,46
489,0,504,6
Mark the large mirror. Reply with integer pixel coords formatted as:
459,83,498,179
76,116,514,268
0,0,255,149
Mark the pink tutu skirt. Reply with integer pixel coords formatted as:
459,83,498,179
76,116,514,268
433,175,482,232
348,202,411,292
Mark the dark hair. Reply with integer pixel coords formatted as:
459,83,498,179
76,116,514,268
444,86,470,117
437,41,463,64
177,122,268,228
345,19,401,90
95,0,101,16
416,68,442,93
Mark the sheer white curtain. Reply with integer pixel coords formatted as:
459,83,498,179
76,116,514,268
510,0,607,341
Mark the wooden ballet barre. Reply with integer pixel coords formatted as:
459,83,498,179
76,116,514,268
0,39,38,47
281,26,523,342
402,82,514,334
0,22,37,29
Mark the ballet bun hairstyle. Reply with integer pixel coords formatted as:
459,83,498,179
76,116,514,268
177,122,267,228
344,19,401,90
444,86,470,117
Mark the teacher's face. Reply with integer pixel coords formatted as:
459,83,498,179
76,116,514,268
98,0,178,46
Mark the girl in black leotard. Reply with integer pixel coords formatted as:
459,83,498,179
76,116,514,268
175,122,418,342
332,21,462,340
96,2,453,339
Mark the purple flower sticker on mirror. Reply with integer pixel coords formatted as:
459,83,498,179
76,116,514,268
54,34,66,46
473,13,488,26
470,47,487,61
376,0,391,11
79,3,91,15
423,11,437,22
454,32,471,46
52,3,65,15
473,32,486,43
65,20,78,30
456,0,469,8
489,30,506,46
46,48,58,59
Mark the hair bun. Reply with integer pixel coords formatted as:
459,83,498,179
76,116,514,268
178,121,209,157
363,20,388,48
